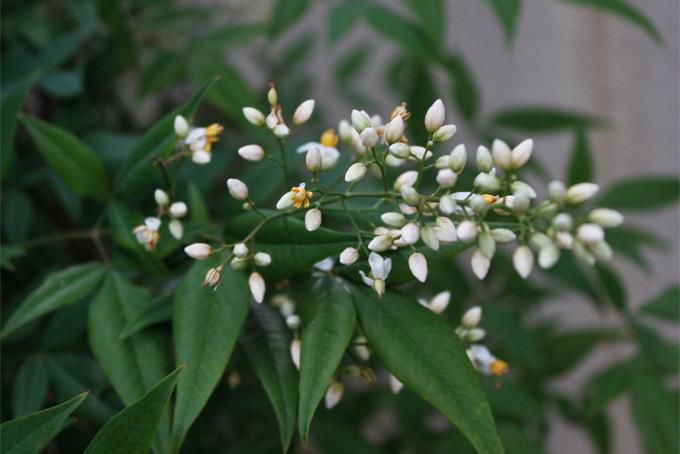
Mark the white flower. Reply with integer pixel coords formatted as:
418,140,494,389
573,240,596,265
433,124,456,143
491,139,512,170
566,183,600,204
538,244,560,269
286,315,301,329
388,143,410,160
359,252,392,297
548,180,567,202
408,252,428,282
591,240,613,261
338,119,354,142
340,247,359,265
400,186,420,206
436,169,457,188
419,290,451,314
409,146,432,161
154,189,169,207
478,232,496,258
589,208,624,228
227,178,249,200
192,150,212,164
314,257,335,272
266,112,278,129
490,228,516,243
556,231,574,249
351,109,372,132
420,226,439,251
368,234,393,252
242,107,266,126
511,139,533,169
233,243,248,258
290,339,301,369
513,245,534,279
276,191,295,210
476,145,493,172
381,212,406,228
249,271,266,303
450,144,467,173
471,248,490,280
474,171,501,193
553,213,573,231
389,374,404,394
396,223,420,246
345,162,367,183
325,382,344,409
267,86,278,105
384,116,405,144
273,124,290,138
254,252,272,267
230,257,248,270
238,144,264,161
457,220,478,242
462,306,482,328
434,217,457,243
292,99,315,125
305,208,322,232
467,345,508,376
133,217,161,251
577,223,604,244
511,181,537,199
439,195,457,215
169,219,183,240
425,99,445,133
174,115,189,137
394,171,418,191
202,267,222,290
184,242,212,260
304,146,322,172
169,202,187,218
360,127,379,148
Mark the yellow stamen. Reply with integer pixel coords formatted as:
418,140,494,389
320,129,339,148
390,102,411,121
482,194,497,204
205,123,224,140
490,360,508,376
290,185,313,209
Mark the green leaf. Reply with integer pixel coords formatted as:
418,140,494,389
188,183,211,225
630,374,678,454
114,80,214,198
328,4,361,46
365,6,439,60
351,286,502,454
139,52,186,98
269,0,309,37
297,277,356,442
38,69,83,98
481,302,542,371
489,107,603,133
194,22,267,50
557,0,661,43
483,381,545,425
19,115,110,202
0,391,88,454
632,322,678,372
224,212,356,281
606,225,663,270
566,128,594,185
171,260,250,453
639,286,679,322
583,361,632,415
594,263,626,310
538,328,621,376
1,72,39,180
400,0,444,43
240,303,298,451
444,55,481,121
2,262,107,338
120,295,173,340
598,176,679,212
2,190,34,244
84,367,184,454
484,0,522,43
12,356,49,418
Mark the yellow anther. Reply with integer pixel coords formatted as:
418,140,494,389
482,194,497,204
490,359,508,376
320,129,339,148
291,185,313,209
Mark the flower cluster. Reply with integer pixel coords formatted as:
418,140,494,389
132,188,187,250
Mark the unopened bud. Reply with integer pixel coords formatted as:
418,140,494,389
589,208,624,228
450,144,467,173
400,186,420,206
425,99,445,133
360,127,379,148
433,124,456,143
174,115,189,137
249,271,266,303
476,145,493,172
436,169,458,188
462,306,482,328
384,116,405,144
154,189,169,207
566,182,599,204
238,144,265,161
408,252,428,282
184,243,213,260
292,99,315,125
305,208,322,232
242,107,266,126
513,245,534,279
344,162,367,183
351,109,372,132
254,252,272,267
340,247,359,265
227,178,249,200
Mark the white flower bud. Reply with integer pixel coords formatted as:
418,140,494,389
513,245,534,279
429,291,451,314
169,219,183,239
590,240,613,261
511,181,537,199
242,107,266,126
325,382,344,409
238,144,264,161
556,231,574,249
338,120,354,142
254,252,272,267
408,252,428,282
184,243,212,260
530,232,552,250
290,339,301,369
439,195,457,214
436,169,458,188
154,189,169,207
174,115,190,137
340,247,359,265
491,228,516,243
389,142,411,159
471,248,491,280
389,374,404,394
368,234,393,252
273,124,290,138
267,86,278,105
469,195,488,214
230,257,248,270
476,145,493,172
394,171,418,191
573,240,596,265
478,232,496,258
286,315,301,329
384,116,405,144
410,146,431,161
360,127,379,148
305,147,322,172
548,180,567,202
450,144,467,173
425,99,445,133
434,156,449,170
169,201,187,218
457,220,478,242
276,191,294,210
420,226,439,251
400,186,420,206
433,124,457,143
462,306,482,328
192,150,211,165
344,162,367,182
398,223,420,245
203,267,222,289
292,99,315,125
577,223,604,244
434,217,457,242
249,271,266,303
538,244,560,269
491,139,512,170
589,208,624,228
266,112,278,129
305,208,322,232
553,213,573,230
373,278,386,298
511,138,533,169
474,172,501,193
509,193,530,213
351,109,372,132
381,212,406,228
467,328,487,342
227,178,249,200
233,243,249,258
566,183,600,204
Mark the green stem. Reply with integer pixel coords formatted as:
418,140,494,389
277,139,291,187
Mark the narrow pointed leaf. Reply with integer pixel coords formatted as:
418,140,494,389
12,356,49,418
566,128,594,185
484,0,521,43
171,260,250,453
1,72,39,180
0,392,88,454
2,262,107,338
639,286,680,322
84,367,184,454
598,176,679,212
298,277,356,442
240,303,298,451
352,286,503,454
